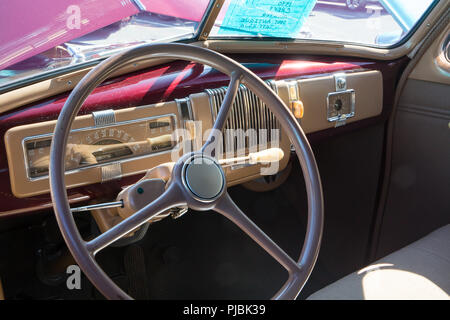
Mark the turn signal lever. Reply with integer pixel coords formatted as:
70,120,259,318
219,148,284,165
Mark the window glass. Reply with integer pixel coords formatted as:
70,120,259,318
210,0,437,46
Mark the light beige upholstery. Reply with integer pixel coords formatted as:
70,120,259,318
308,224,450,300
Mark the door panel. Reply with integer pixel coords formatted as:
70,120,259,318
376,27,450,257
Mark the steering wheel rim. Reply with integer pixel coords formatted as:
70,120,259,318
49,43,324,300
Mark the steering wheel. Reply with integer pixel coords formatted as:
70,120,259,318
49,43,324,300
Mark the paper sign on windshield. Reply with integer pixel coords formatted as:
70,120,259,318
218,0,317,38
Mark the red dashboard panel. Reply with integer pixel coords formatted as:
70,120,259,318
0,54,408,216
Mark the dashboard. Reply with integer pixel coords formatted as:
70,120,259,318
0,55,408,215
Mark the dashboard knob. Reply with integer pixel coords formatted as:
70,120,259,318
290,100,304,119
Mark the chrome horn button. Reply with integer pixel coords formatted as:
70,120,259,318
182,154,225,202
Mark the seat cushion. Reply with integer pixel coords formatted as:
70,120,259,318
308,224,450,300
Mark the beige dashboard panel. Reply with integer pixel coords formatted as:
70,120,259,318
5,102,181,198
5,98,291,198
295,70,383,133
5,69,381,198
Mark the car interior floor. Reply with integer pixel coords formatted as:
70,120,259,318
0,123,385,299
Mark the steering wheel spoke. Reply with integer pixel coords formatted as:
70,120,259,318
214,192,302,275
202,70,242,153
85,183,185,255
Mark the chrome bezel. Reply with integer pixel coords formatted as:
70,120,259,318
326,89,356,122
180,154,225,203
22,113,178,181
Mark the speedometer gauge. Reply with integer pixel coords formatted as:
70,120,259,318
24,115,176,179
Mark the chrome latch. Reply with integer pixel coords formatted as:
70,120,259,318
327,73,355,127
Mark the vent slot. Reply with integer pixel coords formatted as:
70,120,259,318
205,82,280,155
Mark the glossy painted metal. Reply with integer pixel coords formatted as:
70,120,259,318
140,0,211,22
49,43,324,300
0,54,409,216
0,0,139,71
0,0,216,71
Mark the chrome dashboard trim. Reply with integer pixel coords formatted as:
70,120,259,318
21,113,179,182
175,98,193,125
92,109,116,127
101,162,122,182
204,80,280,149
326,89,356,124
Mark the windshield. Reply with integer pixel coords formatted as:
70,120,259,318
0,0,439,89
0,0,211,88
210,0,437,46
